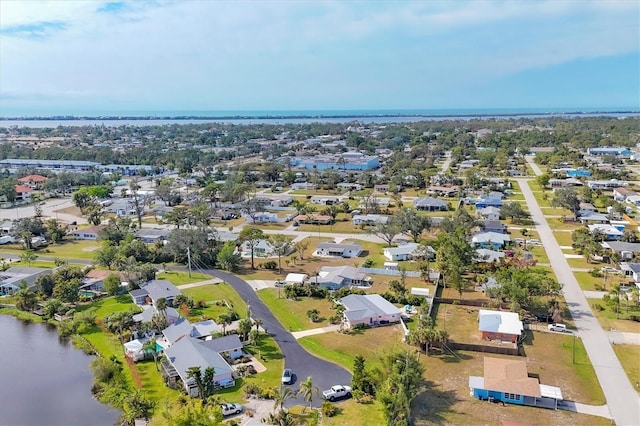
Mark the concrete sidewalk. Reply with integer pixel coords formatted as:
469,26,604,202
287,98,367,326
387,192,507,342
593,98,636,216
608,330,640,345
291,324,341,339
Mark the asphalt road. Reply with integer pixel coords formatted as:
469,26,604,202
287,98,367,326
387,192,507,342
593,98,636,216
517,177,640,425
208,269,352,407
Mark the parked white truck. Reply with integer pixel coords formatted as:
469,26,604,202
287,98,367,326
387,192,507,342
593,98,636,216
322,385,352,401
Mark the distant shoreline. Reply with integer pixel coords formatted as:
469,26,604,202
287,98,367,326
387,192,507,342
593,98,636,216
1,110,638,121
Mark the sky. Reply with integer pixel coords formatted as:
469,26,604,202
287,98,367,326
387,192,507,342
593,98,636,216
0,0,638,115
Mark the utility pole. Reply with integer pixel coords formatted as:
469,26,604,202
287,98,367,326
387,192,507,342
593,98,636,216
187,246,192,278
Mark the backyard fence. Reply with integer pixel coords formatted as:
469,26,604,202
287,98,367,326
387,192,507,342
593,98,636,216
447,341,520,356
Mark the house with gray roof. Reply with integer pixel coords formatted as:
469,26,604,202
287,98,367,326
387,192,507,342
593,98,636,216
200,334,244,360
352,214,389,226
602,241,640,259
162,318,222,346
477,206,501,221
414,197,448,212
315,242,362,258
136,279,181,307
0,266,53,295
475,249,505,264
314,265,371,289
339,294,402,329
480,220,507,234
383,242,423,261
134,228,170,243
162,337,235,397
133,305,180,325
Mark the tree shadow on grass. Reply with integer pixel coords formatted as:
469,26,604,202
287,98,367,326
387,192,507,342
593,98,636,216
427,347,473,364
412,380,461,425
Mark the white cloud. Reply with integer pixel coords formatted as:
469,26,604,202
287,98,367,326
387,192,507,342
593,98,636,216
0,0,638,111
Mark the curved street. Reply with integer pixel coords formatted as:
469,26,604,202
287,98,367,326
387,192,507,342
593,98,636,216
208,269,352,407
517,177,640,425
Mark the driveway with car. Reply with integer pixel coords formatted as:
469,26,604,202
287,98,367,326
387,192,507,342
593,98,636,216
209,269,352,407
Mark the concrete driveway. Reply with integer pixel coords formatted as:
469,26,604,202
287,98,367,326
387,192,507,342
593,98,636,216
517,178,640,425
208,269,352,408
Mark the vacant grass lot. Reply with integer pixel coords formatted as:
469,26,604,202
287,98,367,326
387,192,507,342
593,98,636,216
613,344,640,394
298,219,365,234
566,257,593,269
587,298,640,333
0,239,100,261
540,206,575,216
257,288,335,331
554,230,575,247
156,270,212,286
182,282,248,319
547,218,584,230
574,271,627,292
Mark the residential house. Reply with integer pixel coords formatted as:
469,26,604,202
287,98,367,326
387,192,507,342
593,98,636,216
131,279,181,307
587,224,623,241
339,294,402,329
566,169,591,178
162,337,235,397
80,269,126,291
0,220,15,235
72,225,107,240
359,197,390,209
245,212,278,224
382,242,429,261
255,194,293,207
135,228,170,244
414,197,448,212
480,220,508,234
14,185,32,203
0,267,53,295
315,242,362,258
336,182,363,191
133,305,180,325
427,186,459,197
310,196,340,206
352,214,389,226
587,180,628,190
469,357,563,409
284,273,308,285
475,194,504,209
240,239,292,258
549,178,582,188
587,147,633,157
294,214,333,225
579,202,596,212
475,249,505,264
314,265,371,289
471,232,511,250
477,206,501,221
478,309,523,343
619,263,640,287
200,334,244,360
290,182,316,191
625,195,640,207
374,184,390,193
601,241,640,260
161,318,222,346
17,174,48,190
578,211,610,225
288,152,379,171
613,187,636,201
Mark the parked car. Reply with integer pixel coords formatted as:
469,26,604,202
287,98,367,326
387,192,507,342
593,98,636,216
281,368,293,385
221,403,242,416
322,385,352,401
527,239,542,246
548,323,570,333
535,313,552,323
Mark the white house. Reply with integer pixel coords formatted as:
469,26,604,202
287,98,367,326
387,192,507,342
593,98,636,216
478,309,523,343
587,224,624,241
315,242,362,258
245,212,279,223
72,225,106,240
471,232,511,249
383,242,421,261
477,206,501,221
314,265,371,289
339,294,402,329
352,214,389,226
310,196,340,206
284,273,308,285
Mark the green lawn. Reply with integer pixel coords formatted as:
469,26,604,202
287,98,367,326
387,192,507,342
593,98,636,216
566,257,593,269
156,270,212,286
574,271,628,292
182,282,248,319
257,288,335,331
0,239,100,261
613,344,640,393
587,298,640,333
554,231,575,247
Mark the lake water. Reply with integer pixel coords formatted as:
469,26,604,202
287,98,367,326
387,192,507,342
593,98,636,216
0,111,638,128
0,315,120,426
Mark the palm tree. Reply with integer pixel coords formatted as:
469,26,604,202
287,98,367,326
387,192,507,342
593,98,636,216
186,366,206,400
253,317,263,332
218,312,233,336
237,318,252,342
266,409,296,426
273,385,297,412
248,329,260,347
143,338,159,371
155,297,168,317
298,376,319,413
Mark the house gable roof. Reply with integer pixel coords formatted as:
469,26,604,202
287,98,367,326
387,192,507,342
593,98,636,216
200,334,243,353
482,357,541,397
164,337,234,384
340,294,401,322
141,279,181,301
